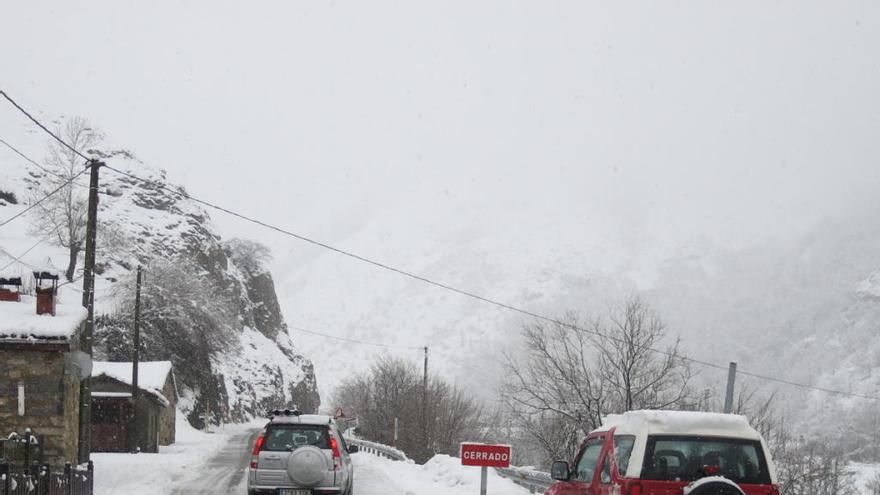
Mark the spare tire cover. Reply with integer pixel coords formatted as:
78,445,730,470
684,479,746,495
286,446,330,487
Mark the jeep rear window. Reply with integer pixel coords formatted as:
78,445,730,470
264,424,330,451
641,435,770,484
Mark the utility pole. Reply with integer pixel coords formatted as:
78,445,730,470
129,265,142,452
723,362,737,414
78,159,102,463
422,346,428,457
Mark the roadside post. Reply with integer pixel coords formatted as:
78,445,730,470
460,442,512,495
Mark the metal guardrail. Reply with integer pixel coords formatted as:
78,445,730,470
494,466,554,494
343,437,409,462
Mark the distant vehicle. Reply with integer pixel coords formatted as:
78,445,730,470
247,409,358,495
546,410,778,495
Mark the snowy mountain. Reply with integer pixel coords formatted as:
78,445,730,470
0,119,319,424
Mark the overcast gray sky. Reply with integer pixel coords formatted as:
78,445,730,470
3,1,879,277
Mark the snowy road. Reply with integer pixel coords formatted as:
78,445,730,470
169,427,260,494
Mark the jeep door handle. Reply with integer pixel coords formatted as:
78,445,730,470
265,455,282,460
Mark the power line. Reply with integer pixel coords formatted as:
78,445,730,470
0,136,91,189
99,165,880,403
0,166,89,229
0,90,91,162
432,350,498,377
290,325,420,350
4,92,873,403
0,235,50,272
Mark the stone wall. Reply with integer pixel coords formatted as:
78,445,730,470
0,346,80,467
158,376,176,446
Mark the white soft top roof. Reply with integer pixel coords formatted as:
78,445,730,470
270,414,333,426
597,410,762,440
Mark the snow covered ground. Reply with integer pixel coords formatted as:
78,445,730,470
352,453,531,495
91,411,532,495
852,463,880,495
92,415,257,495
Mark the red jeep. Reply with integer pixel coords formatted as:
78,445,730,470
546,410,779,495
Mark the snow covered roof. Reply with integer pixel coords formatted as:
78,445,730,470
597,410,761,440
0,295,87,342
91,361,175,407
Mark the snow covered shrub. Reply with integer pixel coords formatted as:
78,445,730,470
866,471,880,495
96,255,239,425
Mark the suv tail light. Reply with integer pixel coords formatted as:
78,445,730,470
250,435,265,469
624,481,641,495
329,436,341,471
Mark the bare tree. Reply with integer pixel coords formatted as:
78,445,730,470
333,355,484,463
502,296,693,466
729,385,857,495
594,298,694,412
29,117,103,281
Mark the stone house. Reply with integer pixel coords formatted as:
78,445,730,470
0,289,88,467
90,361,177,453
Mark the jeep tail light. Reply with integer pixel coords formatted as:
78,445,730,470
625,481,642,495
250,435,265,469
329,436,341,471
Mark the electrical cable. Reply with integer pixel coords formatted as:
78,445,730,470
0,90,91,162
4,90,876,402
100,165,880,402
0,136,91,189
0,167,89,229
0,235,50,272
290,325,420,350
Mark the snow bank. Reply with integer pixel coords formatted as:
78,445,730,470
0,294,86,340
352,453,531,495
92,361,174,406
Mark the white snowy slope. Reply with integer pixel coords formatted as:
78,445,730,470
267,203,634,400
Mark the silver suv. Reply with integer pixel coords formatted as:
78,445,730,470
247,410,358,495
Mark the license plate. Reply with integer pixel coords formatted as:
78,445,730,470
278,490,310,495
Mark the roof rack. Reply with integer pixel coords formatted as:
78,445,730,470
267,408,302,418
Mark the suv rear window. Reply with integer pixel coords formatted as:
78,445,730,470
264,424,330,451
641,435,770,484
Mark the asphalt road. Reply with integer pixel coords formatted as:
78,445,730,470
170,428,260,495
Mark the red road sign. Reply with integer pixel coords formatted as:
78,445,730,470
460,442,512,468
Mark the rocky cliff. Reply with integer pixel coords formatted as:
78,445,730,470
2,144,320,425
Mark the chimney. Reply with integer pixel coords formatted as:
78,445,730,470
33,271,59,316
0,277,22,302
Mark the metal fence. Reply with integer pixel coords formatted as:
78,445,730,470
494,466,554,494
343,437,409,462
0,462,93,495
